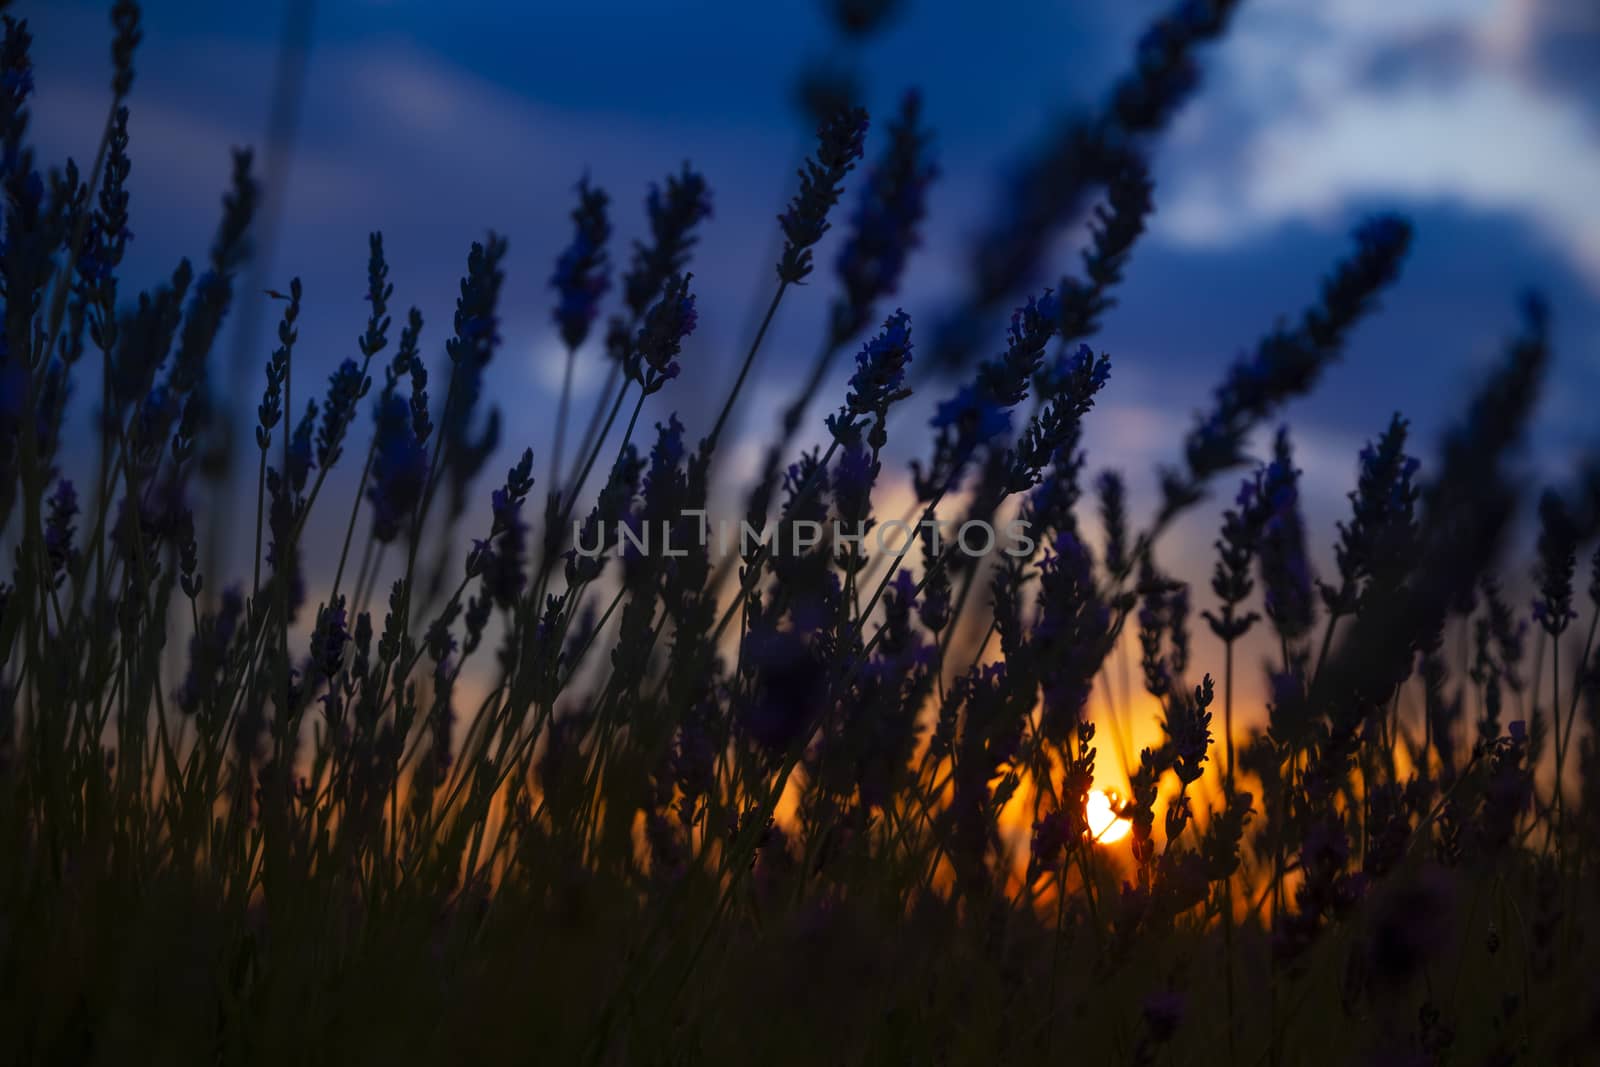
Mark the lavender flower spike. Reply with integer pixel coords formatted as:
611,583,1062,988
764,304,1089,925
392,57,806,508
832,91,936,343
550,176,612,352
778,104,869,284
628,273,698,395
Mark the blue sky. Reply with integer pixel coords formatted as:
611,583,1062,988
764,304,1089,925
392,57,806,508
20,0,1600,586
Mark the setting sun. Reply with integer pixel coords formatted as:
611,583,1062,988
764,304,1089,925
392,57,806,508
1086,789,1132,844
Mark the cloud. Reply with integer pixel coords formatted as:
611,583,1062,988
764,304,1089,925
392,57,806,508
1166,75,1600,288
1155,0,1600,295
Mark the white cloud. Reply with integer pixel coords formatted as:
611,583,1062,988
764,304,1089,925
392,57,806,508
1302,0,1498,35
1157,0,1600,294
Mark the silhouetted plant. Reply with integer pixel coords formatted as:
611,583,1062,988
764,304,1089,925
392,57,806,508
1,4,1597,1065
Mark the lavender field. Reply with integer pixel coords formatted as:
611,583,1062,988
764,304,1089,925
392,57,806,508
3,1,1600,1064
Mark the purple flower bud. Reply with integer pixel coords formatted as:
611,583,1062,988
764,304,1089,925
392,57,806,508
778,105,869,283
367,395,426,543
43,478,78,574
311,596,350,679
1532,489,1578,636
842,309,914,421
317,358,368,468
623,166,713,321
629,274,697,394
833,92,936,340
931,383,1011,442
550,176,612,351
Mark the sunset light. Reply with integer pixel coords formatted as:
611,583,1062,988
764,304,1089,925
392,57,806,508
1086,789,1132,845
12,0,1595,1060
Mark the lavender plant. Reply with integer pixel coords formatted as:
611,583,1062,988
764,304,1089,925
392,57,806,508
2,4,1598,1065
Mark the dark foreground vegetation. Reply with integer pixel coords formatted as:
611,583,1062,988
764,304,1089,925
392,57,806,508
2,2,1598,1064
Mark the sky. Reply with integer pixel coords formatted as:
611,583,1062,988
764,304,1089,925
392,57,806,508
18,0,1600,622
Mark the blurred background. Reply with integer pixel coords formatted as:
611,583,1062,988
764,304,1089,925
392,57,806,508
20,0,1600,744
